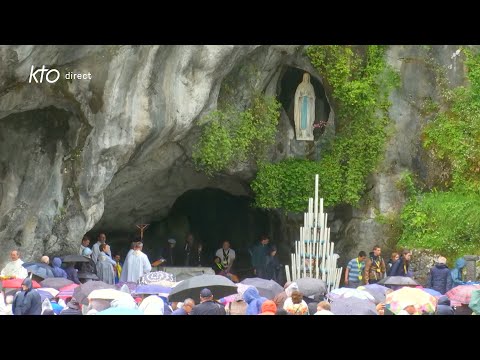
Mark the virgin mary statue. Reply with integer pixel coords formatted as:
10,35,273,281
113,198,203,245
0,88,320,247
294,73,315,141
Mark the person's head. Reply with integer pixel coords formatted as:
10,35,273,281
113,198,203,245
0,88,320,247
99,243,107,253
402,249,412,262
213,256,222,264
197,243,203,252
260,300,277,315
10,250,20,261
168,238,176,248
291,290,303,305
222,241,231,250
269,245,277,257
134,242,143,251
358,251,367,262
391,252,399,262
260,235,269,245
21,278,32,292
372,245,381,257
52,257,62,268
114,254,121,263
317,301,331,312
199,288,213,303
186,233,194,244
183,298,195,314
82,235,90,247
97,232,106,244
437,256,447,265
82,247,92,257
40,255,50,264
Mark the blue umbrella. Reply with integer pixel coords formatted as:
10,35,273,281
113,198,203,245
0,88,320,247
97,307,144,315
422,288,442,297
134,284,172,296
22,262,55,279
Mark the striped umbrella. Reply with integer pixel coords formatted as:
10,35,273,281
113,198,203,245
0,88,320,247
57,283,80,300
446,284,480,306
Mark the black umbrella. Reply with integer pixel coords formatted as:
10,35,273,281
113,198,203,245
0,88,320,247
73,280,116,305
40,278,74,289
168,274,237,302
61,255,91,263
22,262,55,279
240,278,284,299
77,272,99,280
296,277,327,297
378,276,419,287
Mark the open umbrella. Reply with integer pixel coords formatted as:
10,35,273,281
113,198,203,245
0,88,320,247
469,290,480,314
378,276,419,286
327,288,376,302
168,274,237,302
138,271,176,285
22,263,55,279
40,278,74,290
97,307,144,315
57,283,80,300
88,288,134,302
2,278,41,289
77,272,99,281
73,280,116,305
446,284,480,306
296,277,327,297
386,287,437,314
358,284,389,304
331,297,377,315
421,288,442,297
240,278,283,299
115,282,137,293
133,284,172,296
61,255,91,263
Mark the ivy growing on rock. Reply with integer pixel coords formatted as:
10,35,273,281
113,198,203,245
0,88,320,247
251,45,399,212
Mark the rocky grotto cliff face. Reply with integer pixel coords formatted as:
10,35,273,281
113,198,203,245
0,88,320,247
0,45,470,269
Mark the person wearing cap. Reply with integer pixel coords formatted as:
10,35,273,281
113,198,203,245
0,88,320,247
190,288,226,315
259,300,277,315
427,256,453,295
12,278,42,315
59,298,82,315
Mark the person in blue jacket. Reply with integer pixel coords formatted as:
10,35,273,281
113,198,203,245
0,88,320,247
450,257,466,287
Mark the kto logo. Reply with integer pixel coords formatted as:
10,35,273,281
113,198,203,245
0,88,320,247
28,65,60,84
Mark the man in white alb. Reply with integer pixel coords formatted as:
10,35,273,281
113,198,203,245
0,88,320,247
1,250,28,279
215,241,236,272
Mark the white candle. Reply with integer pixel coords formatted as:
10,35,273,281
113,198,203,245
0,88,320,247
314,174,319,228
285,264,291,283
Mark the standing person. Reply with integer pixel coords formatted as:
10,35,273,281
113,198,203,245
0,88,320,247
12,278,42,315
161,238,177,266
364,245,386,284
344,251,367,288
40,256,50,265
251,235,270,279
212,256,227,275
190,288,226,315
183,233,195,267
284,290,309,315
65,263,81,285
193,243,208,267
113,254,122,284
215,241,236,272
427,256,453,295
120,241,137,282
51,257,68,278
79,235,90,255
389,249,412,277
96,244,116,285
386,252,399,276
1,250,28,279
265,245,283,285
450,257,467,287
91,232,111,264
122,242,152,283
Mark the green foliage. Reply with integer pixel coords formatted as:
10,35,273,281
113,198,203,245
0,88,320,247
398,47,480,258
252,46,399,212
396,171,418,197
193,95,281,176
423,48,480,192
398,191,480,259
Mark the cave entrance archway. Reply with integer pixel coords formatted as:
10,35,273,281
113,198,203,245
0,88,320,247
277,66,331,135
143,188,282,273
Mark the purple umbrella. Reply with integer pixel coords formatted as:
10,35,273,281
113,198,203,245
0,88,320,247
330,297,378,315
133,284,172,296
422,288,443,297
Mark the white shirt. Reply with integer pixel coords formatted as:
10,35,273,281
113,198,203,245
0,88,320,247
215,248,236,268
1,259,28,278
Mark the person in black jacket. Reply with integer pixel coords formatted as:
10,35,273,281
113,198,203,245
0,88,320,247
192,243,208,267
190,288,226,315
12,278,42,315
435,295,454,315
427,256,453,295
265,246,283,285
389,249,412,277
